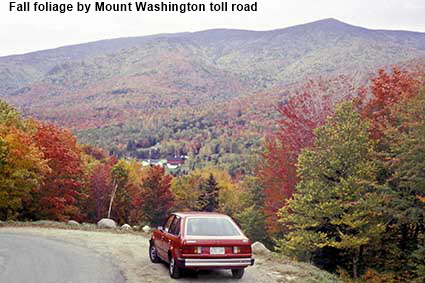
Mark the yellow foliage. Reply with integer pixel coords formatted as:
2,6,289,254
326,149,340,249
170,167,245,216
0,125,49,219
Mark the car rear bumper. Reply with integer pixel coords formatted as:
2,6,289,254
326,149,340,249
178,257,255,268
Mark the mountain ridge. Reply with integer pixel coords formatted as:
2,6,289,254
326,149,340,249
1,18,425,171
3,18,425,59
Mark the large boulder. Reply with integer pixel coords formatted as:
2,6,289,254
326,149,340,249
67,220,80,226
121,224,132,231
142,225,151,233
97,218,117,229
252,242,271,256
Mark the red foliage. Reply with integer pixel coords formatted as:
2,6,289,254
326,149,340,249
32,122,85,221
258,77,359,233
138,166,174,226
89,162,113,221
363,67,422,139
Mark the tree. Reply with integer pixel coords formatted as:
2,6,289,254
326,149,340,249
199,174,220,212
108,160,129,219
279,102,385,278
0,125,47,220
375,88,425,281
360,68,425,280
258,77,360,234
0,100,23,127
90,162,114,220
235,176,270,245
139,166,174,226
32,122,84,221
171,173,204,211
363,68,421,140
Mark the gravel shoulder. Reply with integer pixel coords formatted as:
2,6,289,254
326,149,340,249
0,226,338,283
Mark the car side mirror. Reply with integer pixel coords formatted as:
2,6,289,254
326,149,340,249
158,226,163,231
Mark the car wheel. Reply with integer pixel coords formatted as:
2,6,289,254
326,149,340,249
169,256,181,278
231,268,245,279
149,243,161,263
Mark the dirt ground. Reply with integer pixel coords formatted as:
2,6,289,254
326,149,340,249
0,226,339,283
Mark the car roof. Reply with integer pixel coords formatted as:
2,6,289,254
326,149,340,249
173,211,230,218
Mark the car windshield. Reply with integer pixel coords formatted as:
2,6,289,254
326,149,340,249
186,217,241,236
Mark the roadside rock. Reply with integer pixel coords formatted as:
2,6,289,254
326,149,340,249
142,225,151,233
97,218,117,229
132,225,140,231
67,220,80,226
252,242,271,256
121,224,132,231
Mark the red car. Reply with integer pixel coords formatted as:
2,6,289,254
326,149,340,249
149,212,254,279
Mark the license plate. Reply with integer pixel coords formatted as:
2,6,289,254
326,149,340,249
210,247,225,255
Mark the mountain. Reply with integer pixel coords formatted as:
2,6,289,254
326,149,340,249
1,18,425,173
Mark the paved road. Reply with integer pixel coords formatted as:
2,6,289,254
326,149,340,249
0,233,125,283
0,228,279,283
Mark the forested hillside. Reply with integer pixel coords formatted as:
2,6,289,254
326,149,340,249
250,66,425,282
1,19,425,173
1,66,424,281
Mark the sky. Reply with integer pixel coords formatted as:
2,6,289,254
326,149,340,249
1,0,425,56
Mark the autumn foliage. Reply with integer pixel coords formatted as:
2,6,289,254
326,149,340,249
89,162,114,220
0,102,251,228
0,102,176,225
1,64,425,280
258,77,360,233
363,68,422,139
0,124,47,220
31,122,85,221
262,66,425,280
137,166,174,226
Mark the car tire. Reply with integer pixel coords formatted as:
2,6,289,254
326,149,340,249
231,268,245,279
149,243,161,263
169,255,181,279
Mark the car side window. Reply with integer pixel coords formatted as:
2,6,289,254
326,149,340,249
169,217,181,236
163,215,175,233
174,218,181,235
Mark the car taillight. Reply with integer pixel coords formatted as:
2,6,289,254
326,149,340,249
181,246,203,254
233,246,251,254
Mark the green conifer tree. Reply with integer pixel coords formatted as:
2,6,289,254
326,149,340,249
199,174,219,212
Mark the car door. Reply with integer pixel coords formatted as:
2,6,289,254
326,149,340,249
157,215,175,259
164,216,182,259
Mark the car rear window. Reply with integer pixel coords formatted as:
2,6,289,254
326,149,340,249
186,217,241,236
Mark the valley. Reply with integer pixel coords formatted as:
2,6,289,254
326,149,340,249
1,18,425,173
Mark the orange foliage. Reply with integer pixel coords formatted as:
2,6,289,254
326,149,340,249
32,122,85,221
